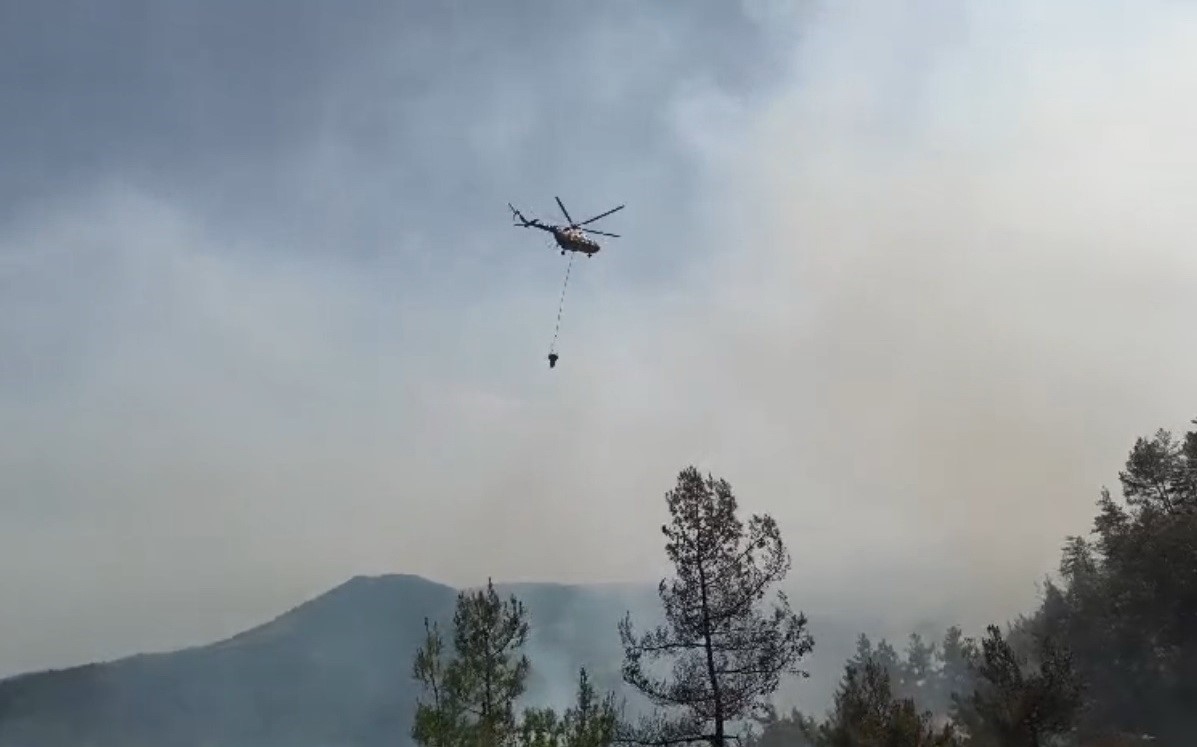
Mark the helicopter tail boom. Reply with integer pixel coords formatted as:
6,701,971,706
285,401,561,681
509,204,555,234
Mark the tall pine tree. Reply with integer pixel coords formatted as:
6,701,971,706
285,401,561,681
618,467,814,747
413,617,467,747
412,579,531,747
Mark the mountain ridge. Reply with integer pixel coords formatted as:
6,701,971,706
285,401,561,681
0,572,932,747
0,573,652,747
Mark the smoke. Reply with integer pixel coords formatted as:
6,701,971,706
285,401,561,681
527,0,1197,628
2,0,1196,688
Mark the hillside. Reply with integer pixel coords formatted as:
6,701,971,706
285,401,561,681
0,575,656,747
0,574,913,747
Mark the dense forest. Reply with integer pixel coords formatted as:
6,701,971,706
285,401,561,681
411,418,1196,747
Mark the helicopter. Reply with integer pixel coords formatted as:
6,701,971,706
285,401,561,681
509,196,624,257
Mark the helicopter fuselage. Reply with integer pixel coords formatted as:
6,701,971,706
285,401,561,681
551,226,600,255
520,219,601,255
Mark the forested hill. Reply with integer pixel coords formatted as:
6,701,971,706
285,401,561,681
0,574,459,747
0,574,646,747
1,420,1192,746
0,574,895,747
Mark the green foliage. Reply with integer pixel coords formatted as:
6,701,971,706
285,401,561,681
951,624,1081,747
519,708,563,747
413,419,1197,747
1031,419,1197,743
618,467,814,746
412,579,531,747
805,658,959,747
765,624,1075,747
561,668,619,747
809,417,1195,745
413,617,467,747
518,669,619,747
900,633,936,697
1118,427,1195,513
453,580,531,746
935,627,977,718
412,582,618,747
836,629,977,721
745,706,820,747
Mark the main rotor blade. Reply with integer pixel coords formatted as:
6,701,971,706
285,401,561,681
576,204,625,226
554,196,575,225
582,228,620,237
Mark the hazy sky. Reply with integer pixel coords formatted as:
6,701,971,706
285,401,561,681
2,0,1196,678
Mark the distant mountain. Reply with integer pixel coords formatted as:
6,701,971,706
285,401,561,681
0,574,938,747
0,575,656,747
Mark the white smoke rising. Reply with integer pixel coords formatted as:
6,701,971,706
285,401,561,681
2,0,1196,685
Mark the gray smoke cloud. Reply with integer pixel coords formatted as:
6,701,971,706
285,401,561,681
2,0,1195,688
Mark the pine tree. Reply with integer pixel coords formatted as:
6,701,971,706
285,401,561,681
412,579,531,747
1118,426,1196,513
812,658,959,747
413,617,467,747
618,467,814,747
849,634,874,669
871,640,901,682
561,668,619,747
897,633,936,709
743,706,820,747
952,624,1081,747
936,627,975,714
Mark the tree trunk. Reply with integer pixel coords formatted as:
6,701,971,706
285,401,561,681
697,558,724,747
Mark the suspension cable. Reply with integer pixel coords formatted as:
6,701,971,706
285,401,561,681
548,253,575,361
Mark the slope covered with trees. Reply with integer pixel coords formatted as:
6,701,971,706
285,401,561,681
745,418,1197,746
0,418,1191,746
433,418,1194,747
0,576,649,747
